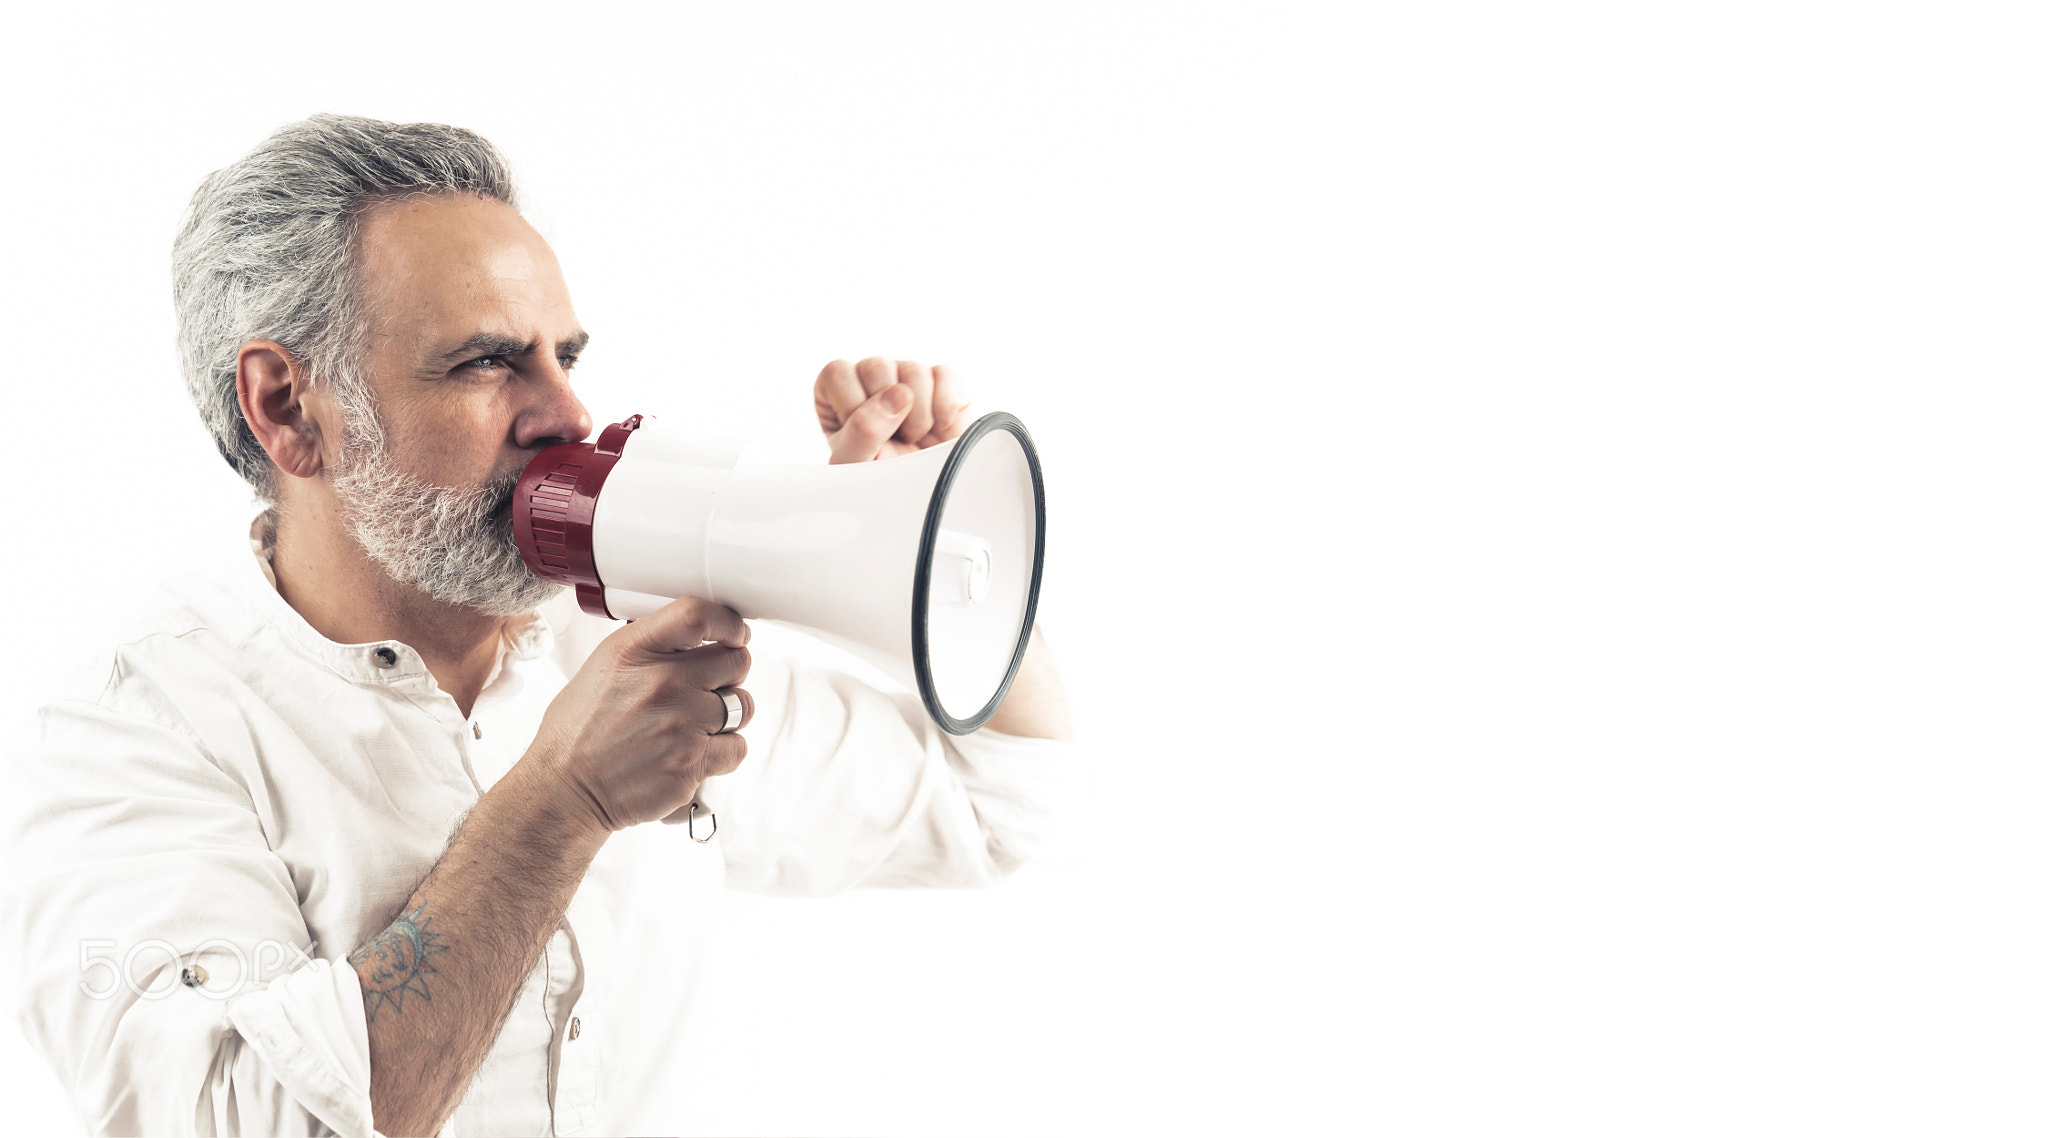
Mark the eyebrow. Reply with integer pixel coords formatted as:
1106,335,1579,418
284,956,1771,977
428,329,592,370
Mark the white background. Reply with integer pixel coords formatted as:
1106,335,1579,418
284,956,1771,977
1,2,2043,1134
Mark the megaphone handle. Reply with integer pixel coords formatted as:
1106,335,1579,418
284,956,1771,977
686,799,717,843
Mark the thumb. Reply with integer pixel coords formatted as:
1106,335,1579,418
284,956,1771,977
827,384,912,463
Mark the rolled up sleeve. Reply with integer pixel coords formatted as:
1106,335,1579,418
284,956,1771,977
708,652,1085,896
4,699,375,1137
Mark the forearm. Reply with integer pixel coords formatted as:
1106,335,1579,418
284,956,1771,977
982,625,1073,741
349,759,607,1136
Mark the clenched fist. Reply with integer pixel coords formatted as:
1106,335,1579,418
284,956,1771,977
814,357,973,464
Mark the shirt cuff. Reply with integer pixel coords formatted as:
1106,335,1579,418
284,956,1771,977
226,958,378,1137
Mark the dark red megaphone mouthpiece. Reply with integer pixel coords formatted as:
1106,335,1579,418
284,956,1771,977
510,414,644,619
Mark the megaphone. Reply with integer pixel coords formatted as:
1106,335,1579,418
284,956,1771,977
511,409,1046,756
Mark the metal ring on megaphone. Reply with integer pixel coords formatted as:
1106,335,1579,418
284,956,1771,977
687,800,717,843
713,688,743,734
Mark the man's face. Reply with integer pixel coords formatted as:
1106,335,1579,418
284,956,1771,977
327,193,594,614
352,193,592,487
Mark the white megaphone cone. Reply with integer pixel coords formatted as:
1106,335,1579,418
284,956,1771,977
511,411,1046,838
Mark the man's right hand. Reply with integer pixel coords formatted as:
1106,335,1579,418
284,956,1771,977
526,597,755,834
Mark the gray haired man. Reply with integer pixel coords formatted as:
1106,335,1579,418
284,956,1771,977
4,114,1074,1136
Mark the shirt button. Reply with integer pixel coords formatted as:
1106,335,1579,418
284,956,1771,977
373,647,398,667
180,965,208,988
473,722,483,740
568,1016,582,1040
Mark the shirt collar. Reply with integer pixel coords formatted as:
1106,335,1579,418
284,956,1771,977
245,507,555,687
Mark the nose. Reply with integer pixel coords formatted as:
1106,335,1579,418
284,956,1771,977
514,354,594,450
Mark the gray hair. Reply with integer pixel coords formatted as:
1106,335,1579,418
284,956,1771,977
171,113,519,500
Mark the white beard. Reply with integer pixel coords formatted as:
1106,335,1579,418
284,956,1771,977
329,414,563,617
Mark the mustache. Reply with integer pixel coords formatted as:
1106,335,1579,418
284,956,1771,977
486,469,524,517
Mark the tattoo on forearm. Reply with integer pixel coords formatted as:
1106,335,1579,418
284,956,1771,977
348,906,449,1023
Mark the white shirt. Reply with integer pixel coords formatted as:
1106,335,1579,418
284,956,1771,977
1,542,1076,1137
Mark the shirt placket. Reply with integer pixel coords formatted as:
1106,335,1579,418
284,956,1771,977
463,641,540,794
553,891,610,1134
361,643,480,796
374,639,572,1133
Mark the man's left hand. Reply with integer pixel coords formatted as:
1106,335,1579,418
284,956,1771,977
814,357,972,464
808,354,1073,741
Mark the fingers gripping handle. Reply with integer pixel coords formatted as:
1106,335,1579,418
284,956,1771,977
683,687,742,841
666,687,741,840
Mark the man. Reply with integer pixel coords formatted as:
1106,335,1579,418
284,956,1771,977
3,114,1075,1136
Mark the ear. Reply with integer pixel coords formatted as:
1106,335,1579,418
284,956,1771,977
235,340,331,480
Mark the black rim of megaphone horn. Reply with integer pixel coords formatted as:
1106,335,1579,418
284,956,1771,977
911,411,1046,735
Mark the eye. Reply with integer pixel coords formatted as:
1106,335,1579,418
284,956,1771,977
558,353,581,372
461,355,509,372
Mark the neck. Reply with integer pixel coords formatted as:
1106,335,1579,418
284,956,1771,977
268,489,505,717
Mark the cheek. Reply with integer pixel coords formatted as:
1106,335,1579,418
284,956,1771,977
379,398,516,486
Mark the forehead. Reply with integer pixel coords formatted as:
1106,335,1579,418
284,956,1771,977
355,194,572,345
